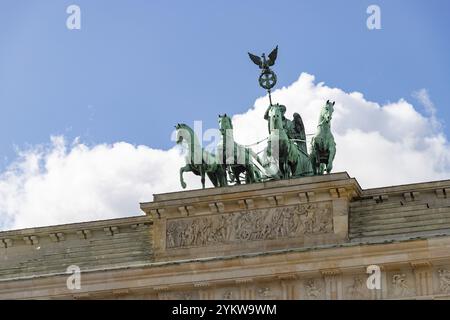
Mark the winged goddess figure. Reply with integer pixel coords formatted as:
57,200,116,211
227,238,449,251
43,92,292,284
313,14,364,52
248,45,278,73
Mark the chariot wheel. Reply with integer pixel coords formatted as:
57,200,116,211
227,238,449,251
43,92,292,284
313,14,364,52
259,70,277,90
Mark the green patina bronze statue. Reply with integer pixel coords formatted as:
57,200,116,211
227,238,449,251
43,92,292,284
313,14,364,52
217,114,261,184
175,123,227,189
248,46,278,105
265,103,313,179
174,46,337,189
263,105,308,154
310,100,336,175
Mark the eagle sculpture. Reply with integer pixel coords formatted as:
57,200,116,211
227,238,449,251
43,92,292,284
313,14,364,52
248,45,278,71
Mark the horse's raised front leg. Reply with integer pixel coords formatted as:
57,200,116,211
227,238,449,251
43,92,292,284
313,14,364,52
201,167,206,189
221,167,228,187
327,141,336,173
233,166,241,185
207,172,218,187
220,165,228,187
246,165,255,184
309,140,317,175
309,152,316,175
319,163,326,175
180,165,191,189
282,159,290,179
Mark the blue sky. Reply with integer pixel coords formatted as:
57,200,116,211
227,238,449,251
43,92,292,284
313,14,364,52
0,0,449,167
1,0,450,230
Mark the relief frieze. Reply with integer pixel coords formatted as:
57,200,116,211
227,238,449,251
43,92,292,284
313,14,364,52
166,202,333,249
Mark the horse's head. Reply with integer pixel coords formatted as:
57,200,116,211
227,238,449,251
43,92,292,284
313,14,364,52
321,100,335,124
218,113,233,134
174,123,204,165
174,123,192,145
268,104,285,131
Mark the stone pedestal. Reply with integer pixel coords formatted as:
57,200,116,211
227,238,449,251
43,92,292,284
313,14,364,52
140,172,361,262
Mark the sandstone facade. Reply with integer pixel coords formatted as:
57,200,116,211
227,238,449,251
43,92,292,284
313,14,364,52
1,172,450,300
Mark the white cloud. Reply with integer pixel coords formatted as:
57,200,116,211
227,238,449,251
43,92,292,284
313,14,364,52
413,88,436,115
233,73,450,188
1,72,449,230
0,137,201,231
412,88,440,130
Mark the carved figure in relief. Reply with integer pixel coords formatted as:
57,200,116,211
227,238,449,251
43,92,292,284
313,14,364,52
178,292,192,300
223,291,233,299
258,287,274,298
438,269,450,293
166,223,177,248
157,292,169,300
272,207,299,238
305,279,321,298
212,215,233,242
235,212,254,241
347,277,368,299
296,203,316,233
317,207,332,233
392,274,410,297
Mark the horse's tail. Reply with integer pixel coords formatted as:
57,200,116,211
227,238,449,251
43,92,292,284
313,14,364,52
310,136,316,150
247,147,261,164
